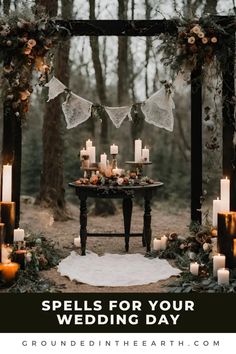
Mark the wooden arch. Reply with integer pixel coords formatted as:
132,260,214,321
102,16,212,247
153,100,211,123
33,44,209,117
1,17,236,226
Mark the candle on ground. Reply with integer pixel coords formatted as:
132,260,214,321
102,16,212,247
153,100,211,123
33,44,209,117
86,139,93,149
74,237,81,247
0,262,19,282
110,144,118,155
220,177,230,211
212,197,222,227
190,262,199,276
160,235,168,250
2,164,12,202
217,268,229,285
100,153,107,170
153,238,161,251
213,254,226,277
14,228,25,242
1,244,12,264
142,146,149,162
134,139,142,162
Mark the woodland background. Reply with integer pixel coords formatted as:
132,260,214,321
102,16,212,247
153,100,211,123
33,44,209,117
0,0,234,221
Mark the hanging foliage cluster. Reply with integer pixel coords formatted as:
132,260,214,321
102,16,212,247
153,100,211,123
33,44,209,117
158,16,235,74
0,10,68,119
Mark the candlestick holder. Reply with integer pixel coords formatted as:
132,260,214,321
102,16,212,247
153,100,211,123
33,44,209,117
125,161,152,178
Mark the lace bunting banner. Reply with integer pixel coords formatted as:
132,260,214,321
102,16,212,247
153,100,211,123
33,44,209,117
141,87,175,132
104,106,131,128
62,92,92,129
45,76,67,102
47,77,175,131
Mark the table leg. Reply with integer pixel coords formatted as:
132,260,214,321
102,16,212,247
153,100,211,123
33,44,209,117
123,197,133,252
79,196,87,256
143,193,152,252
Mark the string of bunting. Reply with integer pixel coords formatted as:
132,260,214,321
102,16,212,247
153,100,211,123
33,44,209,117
45,76,175,132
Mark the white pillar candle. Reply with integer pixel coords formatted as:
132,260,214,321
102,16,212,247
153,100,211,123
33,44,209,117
2,164,12,202
190,262,199,276
142,146,149,162
213,254,226,277
153,238,161,251
86,139,93,149
110,144,118,155
100,153,107,170
74,237,80,247
88,146,96,164
217,268,229,285
1,244,12,264
220,177,230,211
212,197,222,227
80,148,88,160
134,139,142,162
13,228,25,242
160,235,168,250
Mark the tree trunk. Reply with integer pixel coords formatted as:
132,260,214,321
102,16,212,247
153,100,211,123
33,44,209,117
204,0,218,13
145,0,151,99
89,0,115,215
36,0,73,221
3,0,11,14
117,0,129,105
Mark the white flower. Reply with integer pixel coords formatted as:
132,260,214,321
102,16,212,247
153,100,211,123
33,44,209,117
203,242,212,252
117,177,124,185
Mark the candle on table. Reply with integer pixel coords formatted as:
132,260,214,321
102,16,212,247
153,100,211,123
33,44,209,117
1,244,12,264
220,177,230,211
100,153,107,170
0,262,19,282
134,139,142,162
14,228,25,242
0,201,16,244
190,262,199,276
86,139,93,149
153,238,161,251
110,144,118,155
212,197,222,227
217,268,229,285
87,146,96,164
74,237,80,247
160,235,168,250
2,164,12,202
213,254,226,277
80,148,87,160
142,146,149,162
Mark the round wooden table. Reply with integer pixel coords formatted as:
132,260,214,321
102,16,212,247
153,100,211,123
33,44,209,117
69,181,163,255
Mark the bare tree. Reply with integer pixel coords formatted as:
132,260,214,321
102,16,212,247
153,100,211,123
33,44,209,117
145,0,152,98
3,0,10,14
36,0,73,220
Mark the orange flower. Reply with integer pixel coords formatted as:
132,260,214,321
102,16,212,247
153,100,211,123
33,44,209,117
211,37,218,43
34,56,45,71
20,90,31,101
202,37,208,44
188,36,195,44
23,47,31,55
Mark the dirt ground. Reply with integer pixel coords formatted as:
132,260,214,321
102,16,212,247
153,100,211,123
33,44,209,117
20,199,190,293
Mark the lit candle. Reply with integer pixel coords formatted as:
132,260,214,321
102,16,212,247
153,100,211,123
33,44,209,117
74,237,80,247
160,235,168,250
217,268,229,285
153,238,161,251
213,254,226,277
190,262,199,276
87,146,96,164
2,164,12,202
100,153,107,170
80,148,87,160
220,177,230,211
212,197,222,227
86,139,93,149
0,262,19,282
134,139,142,162
110,144,118,155
13,228,25,242
1,244,12,264
142,146,149,162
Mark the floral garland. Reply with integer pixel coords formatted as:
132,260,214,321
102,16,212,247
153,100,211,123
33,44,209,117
0,11,67,118
159,17,234,74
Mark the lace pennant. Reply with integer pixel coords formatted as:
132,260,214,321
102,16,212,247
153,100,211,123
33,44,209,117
141,87,175,132
62,92,92,129
45,76,67,102
104,106,131,128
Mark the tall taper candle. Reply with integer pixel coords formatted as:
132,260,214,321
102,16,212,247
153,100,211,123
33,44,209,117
2,165,12,202
212,197,222,227
134,139,142,162
220,177,230,211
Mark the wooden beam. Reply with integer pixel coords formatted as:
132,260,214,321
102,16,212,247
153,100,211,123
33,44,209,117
222,35,236,211
191,64,202,223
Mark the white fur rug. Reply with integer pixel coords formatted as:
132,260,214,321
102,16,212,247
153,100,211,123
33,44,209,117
57,251,181,287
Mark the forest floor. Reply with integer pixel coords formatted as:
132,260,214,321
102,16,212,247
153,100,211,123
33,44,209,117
18,198,190,293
